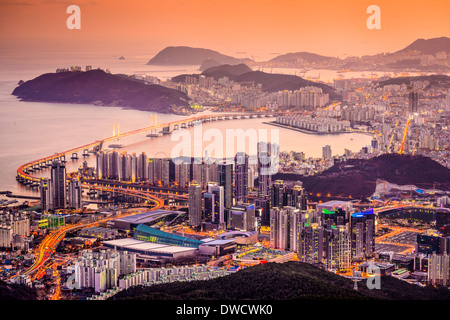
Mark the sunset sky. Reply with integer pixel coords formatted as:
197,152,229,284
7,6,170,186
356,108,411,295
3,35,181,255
0,0,449,61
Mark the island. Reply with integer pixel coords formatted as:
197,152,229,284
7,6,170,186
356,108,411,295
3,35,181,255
11,69,192,114
147,46,252,66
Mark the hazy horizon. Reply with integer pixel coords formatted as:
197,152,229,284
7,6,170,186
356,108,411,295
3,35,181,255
1,0,449,63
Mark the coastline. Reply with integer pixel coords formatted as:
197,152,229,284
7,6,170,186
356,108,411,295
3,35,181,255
264,121,351,135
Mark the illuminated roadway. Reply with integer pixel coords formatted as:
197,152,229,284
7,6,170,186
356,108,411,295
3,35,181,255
13,190,164,281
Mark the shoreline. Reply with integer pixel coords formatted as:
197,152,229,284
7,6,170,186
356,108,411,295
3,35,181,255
264,121,375,137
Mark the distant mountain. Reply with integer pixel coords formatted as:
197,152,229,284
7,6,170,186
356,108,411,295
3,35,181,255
270,51,335,64
171,66,339,99
12,69,190,114
234,70,339,98
198,59,221,71
375,74,450,88
147,46,251,66
201,63,253,80
110,261,450,300
274,154,450,201
394,37,450,55
256,37,450,71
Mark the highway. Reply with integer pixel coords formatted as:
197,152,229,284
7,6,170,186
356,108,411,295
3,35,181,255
10,185,164,287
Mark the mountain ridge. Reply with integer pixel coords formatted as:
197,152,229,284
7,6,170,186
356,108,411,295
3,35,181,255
147,46,252,66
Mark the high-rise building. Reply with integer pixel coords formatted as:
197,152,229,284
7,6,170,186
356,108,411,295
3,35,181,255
255,196,271,227
175,162,191,188
227,203,255,231
218,161,233,209
188,182,202,227
270,206,309,252
248,166,255,189
40,178,52,213
270,207,290,250
257,142,278,197
321,207,348,230
130,153,138,183
324,225,351,270
203,161,218,185
416,232,450,255
108,151,119,180
234,152,249,204
322,145,332,160
137,152,148,182
208,182,224,226
203,192,215,223
192,162,205,188
428,253,450,287
350,209,375,260
51,160,67,210
284,184,308,210
270,180,285,208
68,178,82,209
409,91,419,114
118,152,132,182
299,223,324,264
96,151,107,180
148,158,170,186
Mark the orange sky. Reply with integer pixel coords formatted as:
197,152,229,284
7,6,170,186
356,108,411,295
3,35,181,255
0,0,449,60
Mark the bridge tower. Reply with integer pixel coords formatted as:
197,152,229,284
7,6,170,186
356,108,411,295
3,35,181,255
113,124,120,137
150,114,157,127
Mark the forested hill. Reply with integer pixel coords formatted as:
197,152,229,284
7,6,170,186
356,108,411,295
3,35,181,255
110,261,450,300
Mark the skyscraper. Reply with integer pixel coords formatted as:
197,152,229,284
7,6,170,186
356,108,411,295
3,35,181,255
137,152,148,182
322,145,332,160
208,182,224,226
192,162,205,188
428,253,450,287
68,178,82,209
324,225,351,270
284,184,308,210
203,192,214,223
218,161,233,209
40,178,52,213
130,153,137,183
270,207,290,250
257,142,277,197
175,162,191,188
188,182,202,227
409,91,419,114
299,223,324,264
51,160,66,210
108,151,119,180
96,151,107,180
270,180,285,208
350,209,375,260
234,152,249,204
118,152,132,182
148,158,170,186
228,203,255,231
